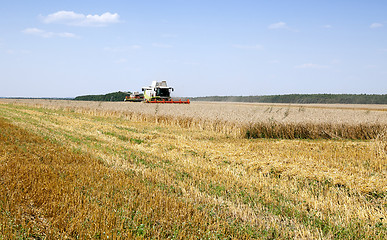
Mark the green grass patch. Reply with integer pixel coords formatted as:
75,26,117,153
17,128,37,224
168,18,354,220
130,138,143,144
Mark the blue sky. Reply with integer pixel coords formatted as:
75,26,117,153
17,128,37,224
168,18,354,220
1,0,386,98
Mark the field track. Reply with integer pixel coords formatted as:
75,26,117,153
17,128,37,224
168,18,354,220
0,100,386,239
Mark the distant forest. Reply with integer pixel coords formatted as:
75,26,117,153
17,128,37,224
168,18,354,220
189,94,387,104
74,91,130,102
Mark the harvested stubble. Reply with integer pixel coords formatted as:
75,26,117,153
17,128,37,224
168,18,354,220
0,118,259,239
0,102,386,239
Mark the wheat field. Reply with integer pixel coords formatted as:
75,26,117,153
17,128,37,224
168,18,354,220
2,99,387,140
0,100,386,239
2,99,387,125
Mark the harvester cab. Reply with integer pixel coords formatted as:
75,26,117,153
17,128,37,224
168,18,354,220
142,81,173,101
141,80,189,104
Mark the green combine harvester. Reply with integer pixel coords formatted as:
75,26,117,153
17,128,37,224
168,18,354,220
141,80,190,104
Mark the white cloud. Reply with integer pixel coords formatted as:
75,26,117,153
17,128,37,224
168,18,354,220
57,32,77,38
43,11,83,23
370,23,383,28
22,28,77,38
152,43,173,48
295,63,329,69
23,28,45,35
323,25,332,29
268,22,287,29
232,44,263,50
42,11,120,27
268,22,299,32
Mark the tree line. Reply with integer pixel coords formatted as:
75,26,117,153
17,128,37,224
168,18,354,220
189,94,387,104
74,91,130,102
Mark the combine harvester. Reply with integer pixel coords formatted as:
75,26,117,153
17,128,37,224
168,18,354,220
141,80,190,104
124,92,144,102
